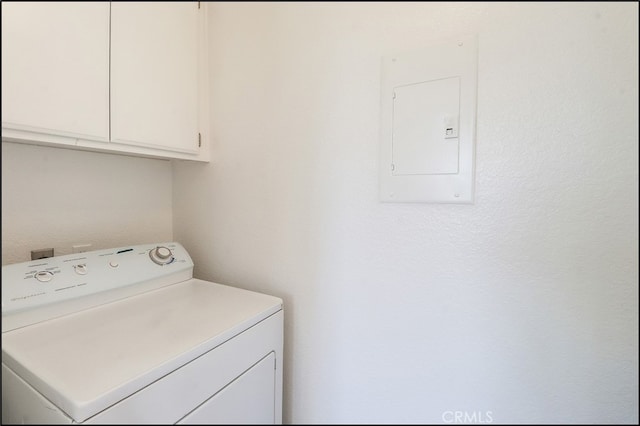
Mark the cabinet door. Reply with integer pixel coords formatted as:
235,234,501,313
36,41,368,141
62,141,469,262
110,2,201,154
1,2,110,141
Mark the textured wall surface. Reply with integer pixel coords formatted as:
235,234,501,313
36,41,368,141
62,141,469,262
173,2,639,423
2,142,173,265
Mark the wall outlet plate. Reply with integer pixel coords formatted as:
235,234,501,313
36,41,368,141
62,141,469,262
31,248,54,260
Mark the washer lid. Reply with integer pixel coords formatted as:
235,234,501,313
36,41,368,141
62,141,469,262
1,279,282,423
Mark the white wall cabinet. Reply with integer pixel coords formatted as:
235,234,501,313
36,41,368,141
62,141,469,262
1,2,208,162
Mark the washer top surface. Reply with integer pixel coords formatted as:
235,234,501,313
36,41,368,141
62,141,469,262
1,278,282,422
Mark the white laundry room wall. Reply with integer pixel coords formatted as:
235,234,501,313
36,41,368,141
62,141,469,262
175,2,639,424
1,142,173,265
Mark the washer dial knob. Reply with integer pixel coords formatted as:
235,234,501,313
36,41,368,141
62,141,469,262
149,246,174,265
74,264,87,275
35,271,54,282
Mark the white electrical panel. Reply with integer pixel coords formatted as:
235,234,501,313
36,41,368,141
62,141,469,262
379,35,478,203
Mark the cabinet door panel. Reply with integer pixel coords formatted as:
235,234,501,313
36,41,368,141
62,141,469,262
111,2,200,154
1,2,110,141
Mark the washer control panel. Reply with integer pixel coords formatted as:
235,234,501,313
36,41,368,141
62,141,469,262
2,242,193,331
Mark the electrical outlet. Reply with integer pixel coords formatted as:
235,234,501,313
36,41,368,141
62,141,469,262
72,244,92,254
31,248,54,260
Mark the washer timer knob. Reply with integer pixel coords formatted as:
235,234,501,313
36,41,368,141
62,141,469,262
149,246,174,265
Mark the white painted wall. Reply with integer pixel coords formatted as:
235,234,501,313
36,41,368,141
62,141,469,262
173,2,638,424
1,142,173,265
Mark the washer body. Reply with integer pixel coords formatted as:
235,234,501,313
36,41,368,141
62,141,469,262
1,243,283,424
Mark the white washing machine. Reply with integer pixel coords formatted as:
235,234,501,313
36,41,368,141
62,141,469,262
1,242,283,424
